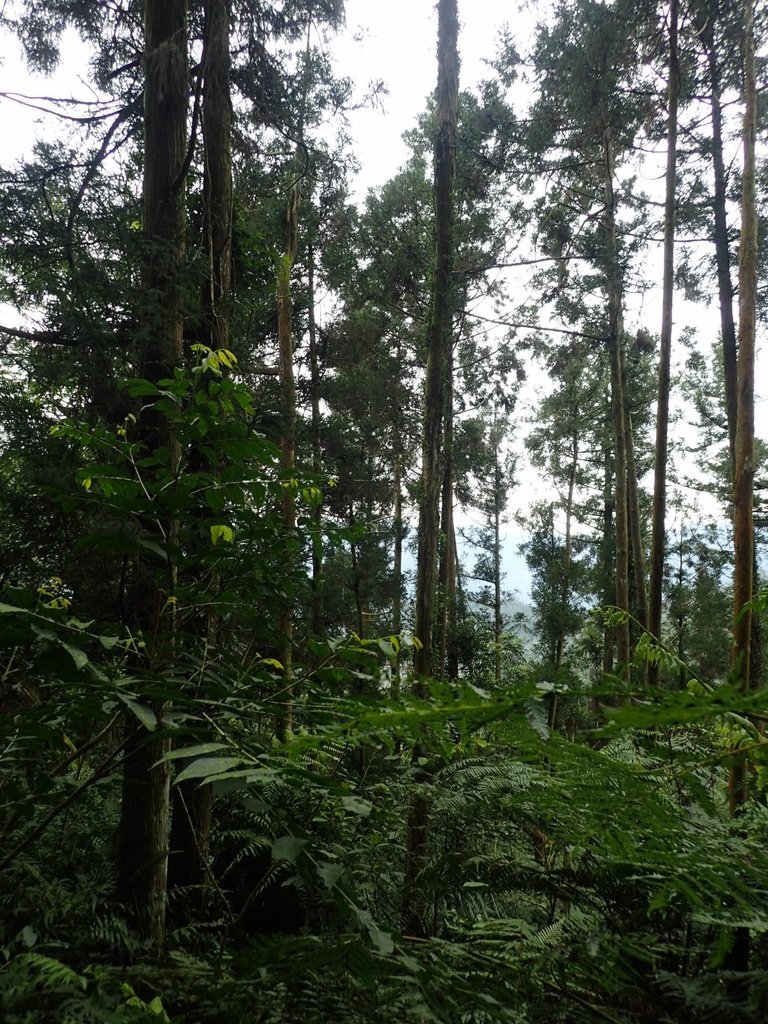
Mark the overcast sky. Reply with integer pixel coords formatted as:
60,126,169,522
334,0,531,198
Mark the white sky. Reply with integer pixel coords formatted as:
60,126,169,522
336,0,531,198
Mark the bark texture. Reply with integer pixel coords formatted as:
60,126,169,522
404,0,458,938
117,0,188,950
603,126,631,680
168,0,232,902
413,0,458,682
728,0,757,816
648,0,679,685
703,16,738,473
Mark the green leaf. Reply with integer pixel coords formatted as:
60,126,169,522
260,657,284,671
161,742,229,763
146,996,170,1021
137,537,169,561
62,643,89,671
0,602,23,614
174,756,244,784
210,524,234,546
271,835,308,864
124,378,160,397
120,697,157,731
524,697,550,740
341,794,373,817
377,638,397,659
205,487,226,512
317,861,344,890
353,906,394,955
98,634,121,650
21,925,38,947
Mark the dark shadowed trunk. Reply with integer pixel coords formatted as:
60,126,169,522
308,242,324,641
493,452,503,689
438,376,455,679
276,178,299,741
601,443,615,678
602,125,630,681
404,0,458,938
550,427,578,727
728,0,757,817
168,0,232,904
623,358,648,633
117,0,188,950
702,16,738,473
648,0,679,686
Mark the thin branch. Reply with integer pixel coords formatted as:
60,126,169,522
463,310,604,341
0,323,77,347
0,90,128,124
456,255,590,276
66,96,142,269
0,729,136,874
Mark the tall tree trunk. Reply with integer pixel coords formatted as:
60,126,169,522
623,364,648,633
200,0,232,352
551,427,578,727
601,442,615,678
404,0,458,938
447,519,459,682
392,446,403,691
117,0,188,950
703,17,738,474
493,454,503,689
676,522,686,691
349,502,366,639
392,346,405,689
438,378,455,679
602,125,631,681
413,0,458,682
276,181,299,741
704,8,763,705
168,0,232,903
648,0,679,686
275,16,314,740
307,241,324,641
728,0,757,817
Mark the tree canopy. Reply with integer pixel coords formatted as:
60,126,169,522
0,1,766,1021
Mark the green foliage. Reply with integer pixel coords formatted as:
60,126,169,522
1,1,767,1022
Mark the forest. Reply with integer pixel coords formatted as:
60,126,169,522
0,0,766,1020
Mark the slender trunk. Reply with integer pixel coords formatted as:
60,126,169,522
117,0,188,950
349,503,365,639
551,428,578,727
705,9,763,712
493,458,502,689
648,0,679,685
392,334,405,685
447,518,459,682
413,0,458,683
275,16,313,740
392,447,403,691
677,523,686,690
623,371,648,632
404,0,458,938
200,0,232,353
601,442,615,678
603,126,631,680
276,199,298,741
307,242,324,640
704,19,738,474
438,385,454,678
728,0,757,816
168,0,231,907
